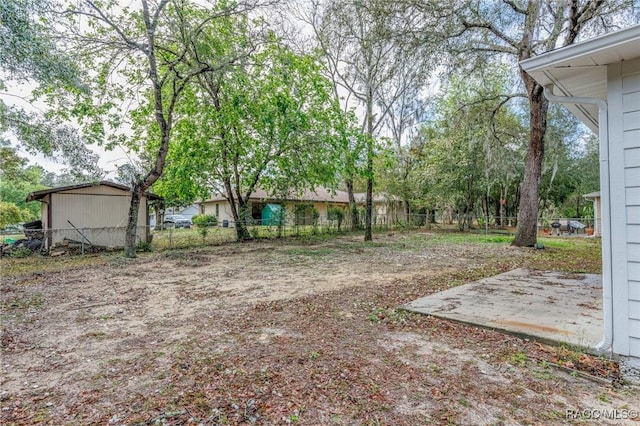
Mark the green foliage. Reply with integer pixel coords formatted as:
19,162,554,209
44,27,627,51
62,0,265,256
0,201,22,228
9,246,33,258
0,0,83,87
192,214,218,227
538,105,594,218
137,240,152,252
327,206,345,230
0,141,45,222
192,214,218,243
418,68,526,227
510,352,528,367
154,30,349,241
0,0,100,180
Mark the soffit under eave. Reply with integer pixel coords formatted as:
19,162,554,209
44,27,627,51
520,24,640,133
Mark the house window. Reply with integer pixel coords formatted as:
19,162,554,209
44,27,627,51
251,203,265,224
216,203,219,217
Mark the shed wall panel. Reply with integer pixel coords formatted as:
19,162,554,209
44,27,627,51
47,185,148,247
64,185,131,196
40,199,48,229
628,226,640,243
629,244,640,261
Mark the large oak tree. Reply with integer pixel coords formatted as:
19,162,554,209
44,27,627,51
155,31,347,241
451,0,636,246
66,0,270,257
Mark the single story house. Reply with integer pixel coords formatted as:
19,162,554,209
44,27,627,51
583,191,602,237
521,24,640,365
26,181,160,250
199,188,401,227
353,192,403,224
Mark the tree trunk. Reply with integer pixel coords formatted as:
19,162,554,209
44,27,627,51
125,185,142,258
224,180,252,242
404,199,410,224
364,86,374,242
512,77,548,247
346,179,359,231
235,199,252,241
365,173,373,240
495,197,502,226
155,205,164,231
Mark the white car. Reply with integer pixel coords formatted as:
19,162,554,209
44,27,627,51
163,214,192,228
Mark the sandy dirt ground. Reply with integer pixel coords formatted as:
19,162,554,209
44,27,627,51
1,232,638,425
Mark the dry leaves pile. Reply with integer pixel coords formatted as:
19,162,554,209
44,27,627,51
1,233,636,425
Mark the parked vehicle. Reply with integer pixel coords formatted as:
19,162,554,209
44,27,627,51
163,214,192,228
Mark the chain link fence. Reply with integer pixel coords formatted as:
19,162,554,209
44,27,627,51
1,214,598,256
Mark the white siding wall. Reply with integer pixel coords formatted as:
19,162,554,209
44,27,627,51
202,200,353,226
613,58,640,357
201,201,235,226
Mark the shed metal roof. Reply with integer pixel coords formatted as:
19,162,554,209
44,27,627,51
26,181,162,202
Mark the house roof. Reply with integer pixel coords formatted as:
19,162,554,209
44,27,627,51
26,181,162,202
353,192,401,203
203,188,403,204
203,187,351,204
520,23,640,133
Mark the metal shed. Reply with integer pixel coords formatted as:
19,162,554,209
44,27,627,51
26,181,161,250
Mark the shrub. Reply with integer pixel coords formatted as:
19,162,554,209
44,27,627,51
192,214,218,227
192,214,218,243
10,246,33,258
327,207,345,231
0,201,22,229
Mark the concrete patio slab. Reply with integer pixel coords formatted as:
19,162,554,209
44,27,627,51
403,268,603,349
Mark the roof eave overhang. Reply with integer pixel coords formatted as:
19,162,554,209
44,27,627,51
520,24,640,133
26,181,162,202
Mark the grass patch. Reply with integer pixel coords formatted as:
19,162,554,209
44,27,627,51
151,227,235,250
1,229,602,279
1,253,111,279
536,238,574,248
478,235,514,244
528,237,601,274
402,231,515,247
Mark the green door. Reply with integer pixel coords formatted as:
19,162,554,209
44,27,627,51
261,204,283,226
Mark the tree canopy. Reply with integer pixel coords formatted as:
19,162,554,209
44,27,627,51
2,0,637,243
154,30,349,241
